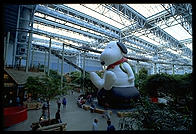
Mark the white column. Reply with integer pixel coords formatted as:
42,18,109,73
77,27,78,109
44,50,47,74
154,63,157,74
31,48,34,68
13,6,20,67
78,52,81,68
47,38,51,76
26,30,33,73
172,64,175,75
4,32,10,67
57,57,59,74
135,61,139,74
61,44,65,90
82,52,86,93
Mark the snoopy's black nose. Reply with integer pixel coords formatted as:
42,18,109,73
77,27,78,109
101,61,105,65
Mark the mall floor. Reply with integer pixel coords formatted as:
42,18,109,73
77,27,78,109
4,91,127,131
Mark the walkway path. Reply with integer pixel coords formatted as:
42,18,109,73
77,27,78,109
4,91,123,131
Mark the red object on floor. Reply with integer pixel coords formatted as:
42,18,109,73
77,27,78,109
4,106,28,127
151,97,158,103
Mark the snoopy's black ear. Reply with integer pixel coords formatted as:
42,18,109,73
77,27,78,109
117,42,127,54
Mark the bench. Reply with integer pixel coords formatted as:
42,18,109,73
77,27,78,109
94,108,112,115
94,108,105,114
31,119,58,130
36,123,67,131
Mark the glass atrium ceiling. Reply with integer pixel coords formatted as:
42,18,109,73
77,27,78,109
34,4,192,66
66,4,192,49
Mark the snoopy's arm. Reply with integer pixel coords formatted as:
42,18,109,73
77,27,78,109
122,62,135,81
90,72,104,89
103,71,117,90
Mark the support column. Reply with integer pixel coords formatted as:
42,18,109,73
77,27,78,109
31,48,34,68
25,30,33,73
69,64,71,73
172,64,175,75
82,52,86,93
25,6,35,73
4,32,10,67
13,6,20,68
60,44,64,90
135,61,139,74
57,57,59,74
44,50,47,74
47,38,51,76
78,52,81,68
4,36,6,67
154,63,157,74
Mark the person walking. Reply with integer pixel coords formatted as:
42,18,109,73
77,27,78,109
42,103,47,120
92,118,98,131
62,97,67,108
57,98,61,110
90,103,96,113
103,108,111,120
107,120,115,131
55,110,62,123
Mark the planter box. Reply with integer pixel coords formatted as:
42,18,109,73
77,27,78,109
117,112,123,117
117,112,131,117
83,104,90,110
23,101,42,110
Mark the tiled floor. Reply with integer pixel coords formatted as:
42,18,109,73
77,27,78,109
4,91,125,131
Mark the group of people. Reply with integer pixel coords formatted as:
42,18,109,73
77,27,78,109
77,96,86,108
39,94,116,131
39,96,67,123
92,118,115,131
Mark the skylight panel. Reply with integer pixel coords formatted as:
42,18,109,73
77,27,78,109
163,24,192,41
65,4,128,29
127,4,166,18
138,35,160,46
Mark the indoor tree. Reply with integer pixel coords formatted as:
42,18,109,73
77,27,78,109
25,75,62,120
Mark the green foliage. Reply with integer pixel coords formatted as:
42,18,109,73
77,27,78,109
70,71,82,85
140,73,174,97
119,96,192,130
135,67,148,90
49,69,61,80
140,73,192,99
25,75,62,100
83,72,98,93
25,74,63,120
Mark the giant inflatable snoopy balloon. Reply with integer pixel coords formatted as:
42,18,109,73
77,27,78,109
90,41,140,108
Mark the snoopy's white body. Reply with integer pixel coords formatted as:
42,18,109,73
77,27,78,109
90,41,135,90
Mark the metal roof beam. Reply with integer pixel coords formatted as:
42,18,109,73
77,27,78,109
36,5,119,39
33,28,90,46
34,16,104,40
48,4,120,33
